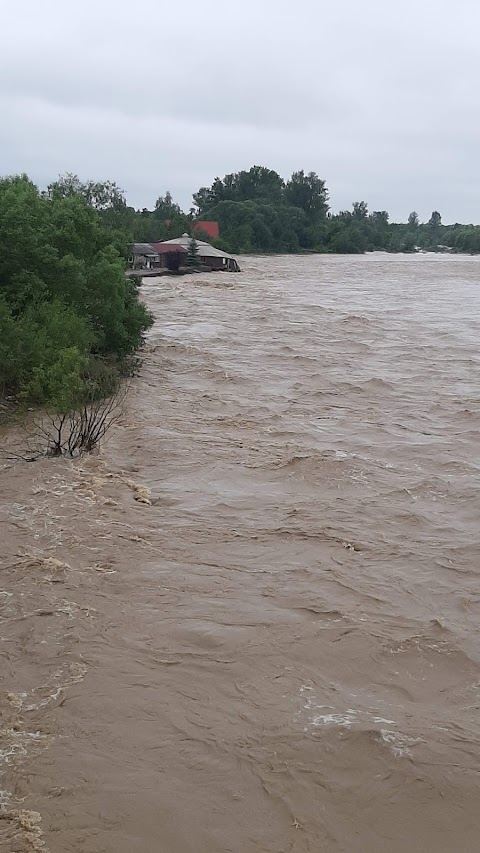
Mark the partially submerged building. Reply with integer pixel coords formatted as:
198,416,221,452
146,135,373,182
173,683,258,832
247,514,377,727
128,234,240,272
159,234,240,271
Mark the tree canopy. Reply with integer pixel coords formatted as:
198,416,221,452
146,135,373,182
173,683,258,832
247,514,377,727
193,166,285,212
0,174,152,409
284,171,329,222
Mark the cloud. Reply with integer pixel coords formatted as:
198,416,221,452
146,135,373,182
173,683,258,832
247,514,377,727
1,0,480,221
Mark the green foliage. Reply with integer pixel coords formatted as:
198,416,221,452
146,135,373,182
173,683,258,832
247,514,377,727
387,232,417,253
154,191,181,219
284,171,329,222
191,166,326,253
450,227,480,253
370,211,389,226
0,174,153,410
352,201,369,220
0,297,21,395
186,237,201,267
193,166,285,213
25,347,87,413
428,210,442,227
47,173,126,212
328,224,368,254
194,198,309,254
133,205,192,243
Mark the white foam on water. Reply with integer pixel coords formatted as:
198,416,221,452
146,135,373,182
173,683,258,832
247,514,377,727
310,711,358,728
380,729,422,758
297,686,414,746
0,743,27,764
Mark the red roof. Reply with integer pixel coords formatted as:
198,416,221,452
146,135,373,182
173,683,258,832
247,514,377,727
151,242,187,254
193,221,219,239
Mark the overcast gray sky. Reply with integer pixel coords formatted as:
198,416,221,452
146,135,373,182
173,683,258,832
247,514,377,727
1,0,478,222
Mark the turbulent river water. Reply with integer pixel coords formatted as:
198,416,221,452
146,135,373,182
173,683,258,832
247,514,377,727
2,254,480,852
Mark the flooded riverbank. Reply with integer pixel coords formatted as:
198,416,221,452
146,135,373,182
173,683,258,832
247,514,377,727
2,254,480,851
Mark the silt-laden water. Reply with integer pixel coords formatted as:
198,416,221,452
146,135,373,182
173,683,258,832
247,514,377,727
1,253,480,852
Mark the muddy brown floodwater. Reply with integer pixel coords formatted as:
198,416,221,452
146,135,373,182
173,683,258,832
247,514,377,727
2,254,480,852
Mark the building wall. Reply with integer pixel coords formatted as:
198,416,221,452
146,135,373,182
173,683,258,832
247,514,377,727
200,255,224,269
129,253,158,269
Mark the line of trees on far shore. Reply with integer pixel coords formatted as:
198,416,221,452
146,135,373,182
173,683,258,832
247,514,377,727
23,167,480,258
43,167,480,257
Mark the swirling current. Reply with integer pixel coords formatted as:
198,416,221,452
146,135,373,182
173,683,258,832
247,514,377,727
1,253,480,852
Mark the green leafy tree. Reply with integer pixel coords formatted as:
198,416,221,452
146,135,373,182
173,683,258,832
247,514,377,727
328,223,367,253
408,211,419,228
370,211,389,226
154,191,182,219
0,297,21,395
25,346,87,412
234,166,284,203
352,201,369,220
402,233,417,252
284,171,329,222
133,196,192,242
452,227,480,253
192,185,214,214
47,174,126,212
47,173,136,256
0,174,153,412
429,210,442,227
193,166,285,214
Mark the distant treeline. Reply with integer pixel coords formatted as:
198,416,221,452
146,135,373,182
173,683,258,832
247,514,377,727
44,167,480,256
26,168,480,256
189,169,480,254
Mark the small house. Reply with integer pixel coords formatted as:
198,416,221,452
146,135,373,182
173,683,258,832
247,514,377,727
159,234,240,271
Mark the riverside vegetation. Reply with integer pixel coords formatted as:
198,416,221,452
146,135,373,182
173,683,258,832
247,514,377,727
0,174,153,450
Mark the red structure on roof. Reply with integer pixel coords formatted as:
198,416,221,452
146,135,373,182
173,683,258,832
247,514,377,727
193,221,219,240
